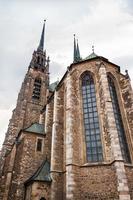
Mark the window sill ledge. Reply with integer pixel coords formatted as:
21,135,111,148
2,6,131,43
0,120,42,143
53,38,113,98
80,160,133,167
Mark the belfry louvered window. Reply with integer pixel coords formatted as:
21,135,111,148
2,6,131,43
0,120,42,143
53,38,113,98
32,78,41,100
82,72,103,162
108,75,130,163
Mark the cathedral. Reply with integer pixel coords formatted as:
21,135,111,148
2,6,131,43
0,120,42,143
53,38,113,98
0,21,133,200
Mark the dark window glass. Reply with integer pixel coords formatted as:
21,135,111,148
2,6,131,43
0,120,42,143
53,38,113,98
32,78,41,100
41,58,44,64
37,138,42,152
108,76,130,163
82,72,103,162
37,56,40,64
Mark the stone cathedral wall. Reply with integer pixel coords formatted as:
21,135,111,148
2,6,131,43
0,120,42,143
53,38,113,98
50,85,65,200
0,152,11,199
77,164,119,199
59,59,133,200
7,131,49,200
72,61,118,200
125,166,133,199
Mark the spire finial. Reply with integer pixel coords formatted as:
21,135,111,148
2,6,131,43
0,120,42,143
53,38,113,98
92,45,94,53
37,20,46,52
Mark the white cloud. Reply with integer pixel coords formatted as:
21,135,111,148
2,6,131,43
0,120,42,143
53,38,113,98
0,0,133,148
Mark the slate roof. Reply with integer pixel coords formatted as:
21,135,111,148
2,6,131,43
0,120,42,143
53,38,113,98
48,81,59,92
24,123,44,135
84,52,98,60
25,159,52,185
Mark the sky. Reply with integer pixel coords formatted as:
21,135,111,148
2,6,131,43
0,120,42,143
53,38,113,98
0,0,133,148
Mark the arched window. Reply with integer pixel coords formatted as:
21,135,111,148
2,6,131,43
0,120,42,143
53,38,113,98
40,198,46,200
82,72,103,162
108,75,130,163
32,78,41,100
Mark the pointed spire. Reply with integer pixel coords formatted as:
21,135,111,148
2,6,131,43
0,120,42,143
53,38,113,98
76,39,81,60
37,20,46,52
73,34,77,62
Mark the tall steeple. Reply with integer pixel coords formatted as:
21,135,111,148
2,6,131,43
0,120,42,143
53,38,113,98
73,34,77,62
73,34,81,63
37,20,46,52
29,20,49,72
76,39,81,61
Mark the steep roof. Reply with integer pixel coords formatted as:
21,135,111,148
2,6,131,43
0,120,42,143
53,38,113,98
25,159,52,185
49,81,59,92
84,52,98,60
24,123,45,135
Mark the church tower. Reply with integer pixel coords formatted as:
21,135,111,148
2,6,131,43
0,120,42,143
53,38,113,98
0,21,51,200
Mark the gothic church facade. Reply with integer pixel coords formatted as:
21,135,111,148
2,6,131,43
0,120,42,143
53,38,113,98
0,21,133,200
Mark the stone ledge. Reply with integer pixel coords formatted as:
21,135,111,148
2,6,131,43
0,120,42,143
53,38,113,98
124,163,133,168
80,159,128,168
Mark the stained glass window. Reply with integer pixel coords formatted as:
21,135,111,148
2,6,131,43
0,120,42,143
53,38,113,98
108,75,130,163
82,72,103,162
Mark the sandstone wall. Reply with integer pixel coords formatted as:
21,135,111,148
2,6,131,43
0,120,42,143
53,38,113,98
8,132,46,200
50,85,65,200
125,166,133,199
78,164,119,199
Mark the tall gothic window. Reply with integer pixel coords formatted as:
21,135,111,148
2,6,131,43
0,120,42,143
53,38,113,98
82,72,103,162
108,75,130,163
32,78,41,100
